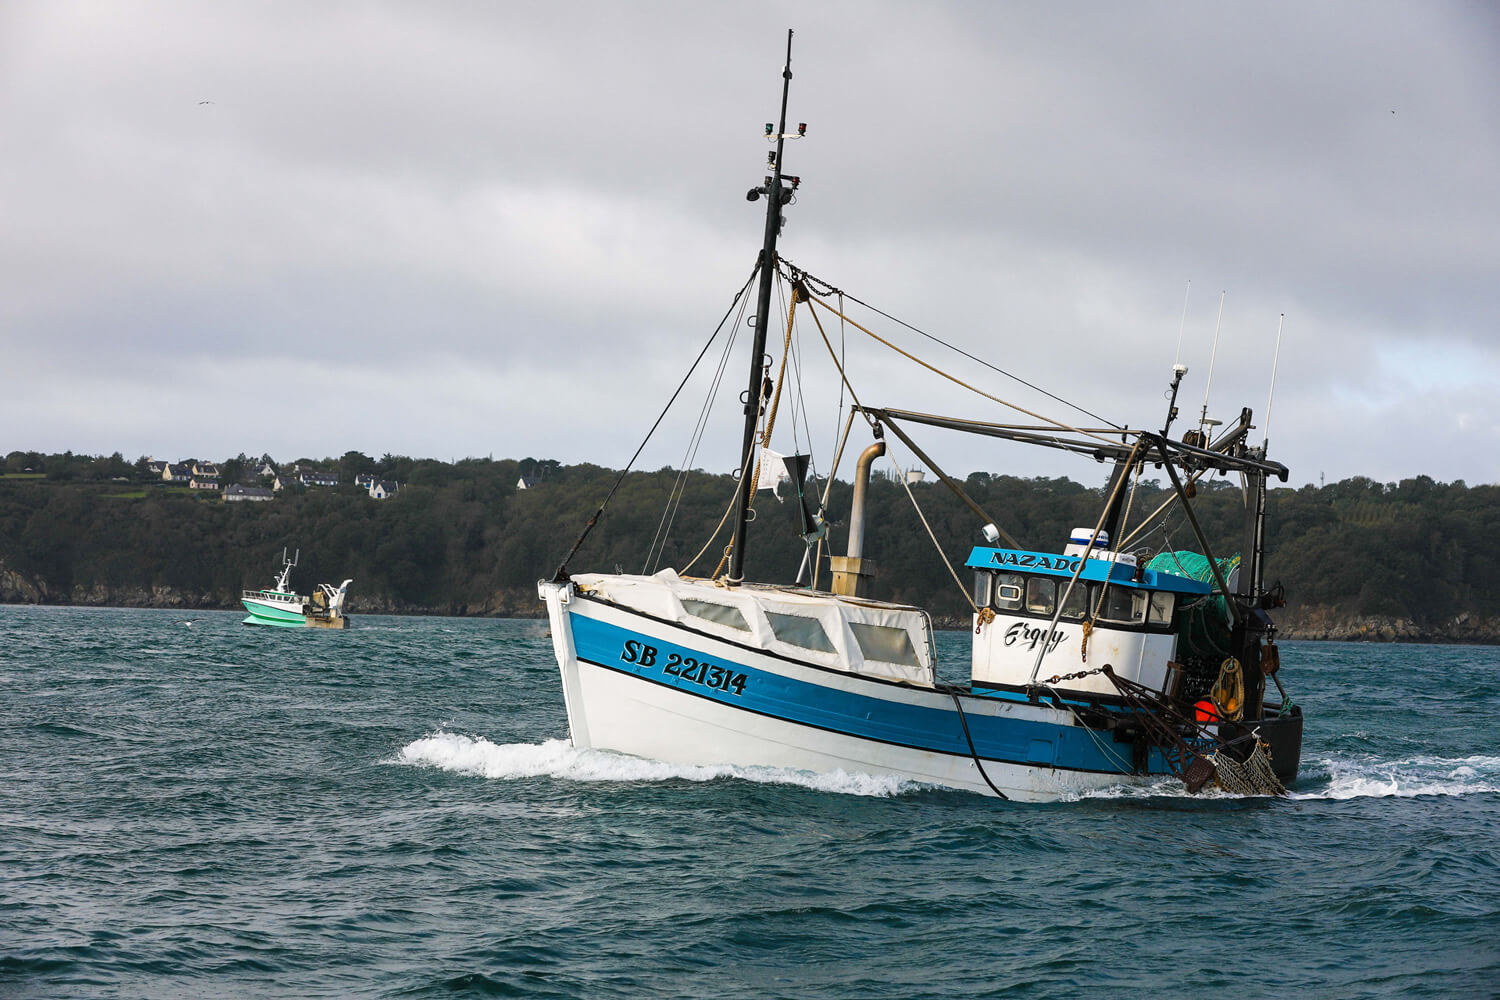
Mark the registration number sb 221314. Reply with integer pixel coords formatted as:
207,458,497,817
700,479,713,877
620,641,748,696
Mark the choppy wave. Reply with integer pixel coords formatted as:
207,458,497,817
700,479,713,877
10,612,1500,999
394,731,920,798
1075,752,1500,802
1294,753,1500,800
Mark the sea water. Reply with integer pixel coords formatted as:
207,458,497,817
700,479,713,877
2,605,1497,998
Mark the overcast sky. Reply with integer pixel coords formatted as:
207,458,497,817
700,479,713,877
3,1,1497,488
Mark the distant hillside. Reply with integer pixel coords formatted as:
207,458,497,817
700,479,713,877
2,450,1497,641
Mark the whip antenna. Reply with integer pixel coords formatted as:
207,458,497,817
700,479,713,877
1173,279,1191,367
1263,312,1285,451
1198,290,1226,434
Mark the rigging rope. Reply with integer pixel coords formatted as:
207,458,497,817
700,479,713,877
1085,455,1146,630
888,449,993,628
1116,466,1209,552
645,280,753,573
787,261,1121,429
551,265,759,581
1031,441,1145,683
802,292,1123,449
803,288,881,435
679,485,742,579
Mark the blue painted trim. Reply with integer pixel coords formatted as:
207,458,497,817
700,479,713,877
569,611,1169,777
965,546,1211,595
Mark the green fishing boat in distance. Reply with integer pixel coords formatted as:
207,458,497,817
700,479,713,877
241,548,353,629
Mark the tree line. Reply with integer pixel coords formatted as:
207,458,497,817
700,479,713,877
1,450,1496,632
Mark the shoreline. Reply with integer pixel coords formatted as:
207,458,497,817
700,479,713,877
6,595,1500,645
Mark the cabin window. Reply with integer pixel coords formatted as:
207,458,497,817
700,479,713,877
766,611,837,654
972,573,993,609
1148,591,1175,626
681,598,751,632
850,622,921,667
994,574,1024,611
1059,581,1090,620
1025,577,1056,616
1097,586,1147,624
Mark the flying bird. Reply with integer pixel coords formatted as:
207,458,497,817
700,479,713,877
198,100,214,105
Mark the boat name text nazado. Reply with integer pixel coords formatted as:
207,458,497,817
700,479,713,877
986,551,1083,573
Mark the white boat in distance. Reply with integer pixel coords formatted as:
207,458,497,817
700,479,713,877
242,548,353,629
539,33,1301,802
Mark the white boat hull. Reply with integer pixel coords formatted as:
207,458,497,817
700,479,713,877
541,581,1164,802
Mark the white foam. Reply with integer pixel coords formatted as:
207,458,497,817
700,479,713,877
395,735,1500,804
1075,754,1500,802
1293,754,1500,800
393,732,918,798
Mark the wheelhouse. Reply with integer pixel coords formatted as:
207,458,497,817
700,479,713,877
965,540,1211,703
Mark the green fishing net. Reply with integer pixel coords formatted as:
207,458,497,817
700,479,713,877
1146,550,1241,659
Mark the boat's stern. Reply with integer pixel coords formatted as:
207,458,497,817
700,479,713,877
1230,705,1303,782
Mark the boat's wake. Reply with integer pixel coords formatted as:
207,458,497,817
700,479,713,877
394,733,1500,803
393,731,919,798
1075,752,1500,802
1291,753,1500,800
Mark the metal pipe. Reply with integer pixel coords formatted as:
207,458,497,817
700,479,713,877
847,442,885,559
811,408,858,590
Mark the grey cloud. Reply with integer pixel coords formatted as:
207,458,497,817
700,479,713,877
2,1,1496,487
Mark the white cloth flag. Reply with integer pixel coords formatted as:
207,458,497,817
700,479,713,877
756,446,791,500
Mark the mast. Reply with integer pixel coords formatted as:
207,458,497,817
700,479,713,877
728,29,797,584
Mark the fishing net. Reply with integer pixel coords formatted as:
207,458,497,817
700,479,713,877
1147,550,1241,660
1209,741,1286,796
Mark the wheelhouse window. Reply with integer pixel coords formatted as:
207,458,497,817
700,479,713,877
1059,581,1090,620
972,572,993,609
994,573,1024,611
1148,591,1175,626
1097,586,1146,624
1025,577,1056,616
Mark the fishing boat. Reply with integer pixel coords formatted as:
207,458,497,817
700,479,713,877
538,33,1302,801
242,548,353,629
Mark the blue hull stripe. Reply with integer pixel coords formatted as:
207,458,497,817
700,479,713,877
570,611,1166,776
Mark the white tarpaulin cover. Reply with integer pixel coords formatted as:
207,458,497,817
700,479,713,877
572,568,935,686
